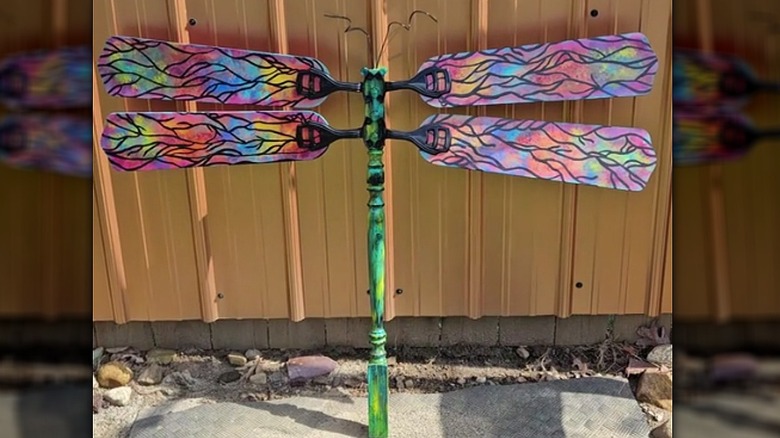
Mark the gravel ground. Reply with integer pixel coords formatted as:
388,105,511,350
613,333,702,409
93,342,655,438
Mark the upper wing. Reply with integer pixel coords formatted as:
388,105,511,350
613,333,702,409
97,36,333,108
415,33,658,108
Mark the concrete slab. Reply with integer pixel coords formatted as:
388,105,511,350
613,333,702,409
385,317,441,348
554,315,610,345
441,317,499,346
0,384,92,438
128,376,651,438
325,318,372,348
676,391,780,438
498,316,555,346
151,321,211,350
268,319,326,349
94,322,155,350
210,319,269,350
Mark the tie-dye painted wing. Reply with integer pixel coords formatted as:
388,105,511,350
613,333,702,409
97,36,354,108
411,33,658,108
392,114,655,191
673,108,767,165
0,114,91,177
673,49,779,106
100,111,357,171
0,46,91,109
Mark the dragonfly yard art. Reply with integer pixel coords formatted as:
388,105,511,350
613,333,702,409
96,10,659,438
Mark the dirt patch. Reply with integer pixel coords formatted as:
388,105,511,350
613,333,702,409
93,341,646,438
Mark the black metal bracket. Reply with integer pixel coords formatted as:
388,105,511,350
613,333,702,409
387,124,451,155
296,121,362,151
296,69,362,100
386,67,451,98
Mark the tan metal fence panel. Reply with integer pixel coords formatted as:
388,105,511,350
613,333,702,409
0,0,91,319
671,0,780,322
93,0,673,322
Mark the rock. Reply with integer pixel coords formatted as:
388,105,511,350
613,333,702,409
250,372,268,385
457,377,466,385
709,353,758,383
475,376,487,384
269,371,286,384
636,371,672,411
325,386,351,398
245,349,262,361
104,387,133,407
516,376,527,383
93,375,99,389
92,347,104,370
516,346,530,360
395,376,405,389
404,379,414,389
647,345,673,369
227,353,247,367
649,417,672,438
162,370,198,389
92,393,104,413
147,349,177,365
218,370,241,384
96,361,133,388
286,355,339,382
137,364,164,385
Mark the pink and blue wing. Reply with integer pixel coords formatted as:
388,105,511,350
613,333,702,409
419,33,658,107
0,114,91,177
98,36,328,107
101,111,327,171
419,114,656,191
0,46,91,109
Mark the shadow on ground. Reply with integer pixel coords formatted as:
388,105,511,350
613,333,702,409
0,382,92,438
126,376,649,438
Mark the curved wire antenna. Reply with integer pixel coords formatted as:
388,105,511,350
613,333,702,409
324,14,373,58
375,10,438,67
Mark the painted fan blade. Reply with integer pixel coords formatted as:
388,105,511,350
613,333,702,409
673,109,778,165
0,114,91,177
0,46,91,109
413,114,656,191
415,33,657,108
98,36,343,107
673,49,780,106
101,111,336,171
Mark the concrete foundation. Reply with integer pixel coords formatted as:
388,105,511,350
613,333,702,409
87,315,675,351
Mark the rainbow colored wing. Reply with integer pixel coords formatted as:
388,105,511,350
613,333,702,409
416,114,656,191
0,46,91,109
416,33,658,108
101,111,332,171
673,108,751,165
98,36,331,108
0,114,91,177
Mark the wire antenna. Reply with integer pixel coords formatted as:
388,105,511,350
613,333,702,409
375,10,437,67
324,14,373,58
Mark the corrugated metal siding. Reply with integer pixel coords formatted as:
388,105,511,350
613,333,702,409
0,0,91,319
93,0,673,323
674,0,780,322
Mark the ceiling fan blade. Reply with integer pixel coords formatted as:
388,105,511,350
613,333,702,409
409,114,656,191
0,113,91,177
98,36,357,108
100,111,352,171
0,46,91,109
412,33,658,108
